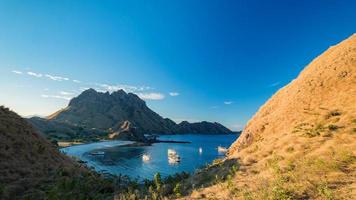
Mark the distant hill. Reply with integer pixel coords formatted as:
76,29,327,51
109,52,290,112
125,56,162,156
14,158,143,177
178,34,356,199
0,106,75,198
29,89,232,141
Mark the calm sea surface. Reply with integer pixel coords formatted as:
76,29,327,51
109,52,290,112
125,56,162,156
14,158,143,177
61,134,238,180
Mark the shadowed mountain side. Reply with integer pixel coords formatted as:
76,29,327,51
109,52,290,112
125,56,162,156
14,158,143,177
0,106,75,198
0,106,147,199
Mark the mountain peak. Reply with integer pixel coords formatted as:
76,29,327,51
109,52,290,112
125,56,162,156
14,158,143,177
111,89,127,95
32,88,232,136
80,88,98,96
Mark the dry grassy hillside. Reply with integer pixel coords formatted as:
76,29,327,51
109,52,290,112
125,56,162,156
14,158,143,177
0,106,76,198
179,34,356,199
0,106,123,200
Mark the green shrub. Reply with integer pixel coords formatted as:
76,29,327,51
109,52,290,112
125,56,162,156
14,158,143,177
173,183,182,197
153,173,162,192
230,164,239,175
226,174,233,189
317,182,333,200
271,186,294,200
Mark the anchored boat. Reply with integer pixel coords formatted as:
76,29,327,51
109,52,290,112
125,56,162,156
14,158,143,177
142,154,150,162
217,146,228,153
167,149,180,163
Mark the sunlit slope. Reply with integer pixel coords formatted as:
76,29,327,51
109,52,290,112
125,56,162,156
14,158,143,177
181,34,356,199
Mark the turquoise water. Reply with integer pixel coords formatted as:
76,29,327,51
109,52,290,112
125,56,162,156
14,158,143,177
61,134,238,180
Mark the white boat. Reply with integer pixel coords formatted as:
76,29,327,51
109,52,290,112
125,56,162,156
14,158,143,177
217,146,228,153
167,149,181,163
168,155,181,164
168,149,177,156
168,157,180,164
199,147,203,154
142,154,150,162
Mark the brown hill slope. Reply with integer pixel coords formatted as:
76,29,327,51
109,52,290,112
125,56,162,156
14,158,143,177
229,34,356,155
0,106,123,200
0,106,75,198
179,34,356,199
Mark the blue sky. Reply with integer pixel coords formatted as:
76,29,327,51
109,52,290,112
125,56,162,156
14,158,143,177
0,0,355,131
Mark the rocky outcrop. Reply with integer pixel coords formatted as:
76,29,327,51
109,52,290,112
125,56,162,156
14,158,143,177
108,121,147,142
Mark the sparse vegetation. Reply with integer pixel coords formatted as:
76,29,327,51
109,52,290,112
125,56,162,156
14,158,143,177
325,110,342,119
173,183,182,197
294,122,340,137
317,181,334,200
328,124,339,131
113,171,190,199
222,148,355,200
285,146,294,153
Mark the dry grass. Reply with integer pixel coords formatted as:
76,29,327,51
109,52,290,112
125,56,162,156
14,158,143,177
0,106,90,199
177,34,356,199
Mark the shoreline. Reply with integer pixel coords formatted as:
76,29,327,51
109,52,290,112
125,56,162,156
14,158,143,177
117,139,191,148
58,138,192,149
58,132,240,148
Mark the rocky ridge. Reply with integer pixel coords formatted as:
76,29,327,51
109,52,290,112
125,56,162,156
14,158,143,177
29,89,232,141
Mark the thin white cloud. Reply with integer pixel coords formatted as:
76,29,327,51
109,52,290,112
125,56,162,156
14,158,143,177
224,101,234,105
169,92,179,96
137,92,165,100
73,80,81,83
41,94,71,101
45,74,69,81
12,70,23,74
97,83,152,93
59,91,75,96
96,89,108,93
27,71,43,78
268,81,281,87
20,70,74,82
230,124,244,131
